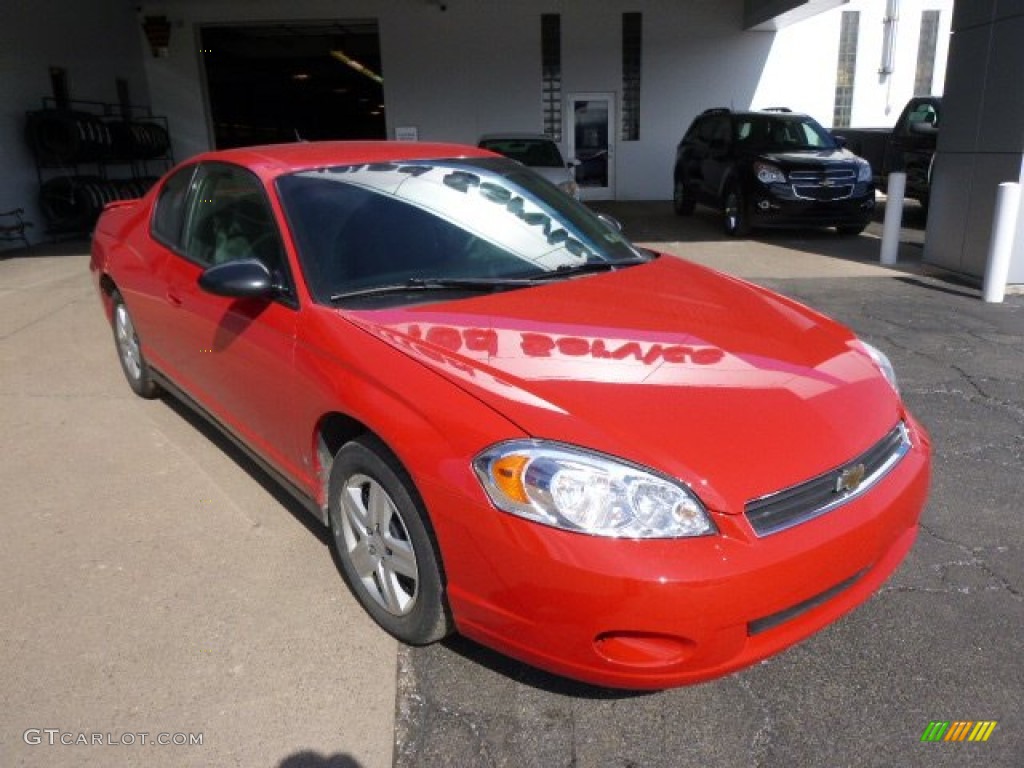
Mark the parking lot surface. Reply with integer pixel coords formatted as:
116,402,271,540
395,204,1023,768
2,200,1021,768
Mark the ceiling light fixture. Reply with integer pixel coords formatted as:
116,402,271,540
329,50,383,85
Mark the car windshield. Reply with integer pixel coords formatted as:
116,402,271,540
735,115,837,151
277,157,646,304
479,138,565,168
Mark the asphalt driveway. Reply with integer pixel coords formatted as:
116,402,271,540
395,204,1024,768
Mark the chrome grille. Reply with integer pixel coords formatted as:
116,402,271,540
745,423,911,537
789,167,857,201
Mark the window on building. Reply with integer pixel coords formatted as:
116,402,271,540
832,11,860,128
541,14,562,142
621,12,642,141
914,10,941,96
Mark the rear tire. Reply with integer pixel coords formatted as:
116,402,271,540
673,178,696,216
328,435,451,645
111,289,159,399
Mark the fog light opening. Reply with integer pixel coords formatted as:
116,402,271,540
593,631,696,667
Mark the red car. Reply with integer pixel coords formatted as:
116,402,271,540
90,141,930,689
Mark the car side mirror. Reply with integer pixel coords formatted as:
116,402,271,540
833,134,848,149
909,121,938,136
198,258,274,299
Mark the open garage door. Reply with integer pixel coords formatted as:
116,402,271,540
200,21,385,149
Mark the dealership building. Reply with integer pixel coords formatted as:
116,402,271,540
1,0,1021,284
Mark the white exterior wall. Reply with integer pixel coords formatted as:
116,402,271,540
137,0,775,201
752,0,953,128
0,0,957,227
0,0,149,241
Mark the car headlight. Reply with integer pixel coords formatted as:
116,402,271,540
859,341,899,393
558,179,580,199
857,161,872,182
473,441,715,538
754,161,786,185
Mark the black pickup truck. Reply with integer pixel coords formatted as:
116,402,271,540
832,97,940,211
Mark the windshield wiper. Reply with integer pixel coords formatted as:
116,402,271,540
329,276,536,301
529,257,650,280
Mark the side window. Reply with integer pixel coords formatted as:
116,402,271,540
696,118,716,144
709,117,730,146
183,163,286,274
906,103,938,128
151,165,196,249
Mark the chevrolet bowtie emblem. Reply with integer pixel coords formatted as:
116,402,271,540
835,463,867,494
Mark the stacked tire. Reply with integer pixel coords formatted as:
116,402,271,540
38,176,159,234
26,109,170,233
25,111,113,165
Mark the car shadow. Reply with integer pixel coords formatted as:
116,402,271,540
425,634,654,700
158,393,330,544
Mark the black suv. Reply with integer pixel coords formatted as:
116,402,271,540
673,108,875,236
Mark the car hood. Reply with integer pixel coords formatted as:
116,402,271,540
757,148,862,167
344,257,902,513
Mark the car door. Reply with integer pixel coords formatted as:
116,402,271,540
891,98,939,199
156,161,304,484
701,115,732,199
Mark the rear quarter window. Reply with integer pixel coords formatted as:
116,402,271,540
151,165,196,249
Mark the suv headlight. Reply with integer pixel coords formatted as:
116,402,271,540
754,161,786,185
857,161,872,182
473,441,715,538
859,341,899,393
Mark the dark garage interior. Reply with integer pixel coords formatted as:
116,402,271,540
199,21,385,149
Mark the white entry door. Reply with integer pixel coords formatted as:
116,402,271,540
567,92,615,201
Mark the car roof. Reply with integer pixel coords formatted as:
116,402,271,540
184,141,498,181
697,108,813,120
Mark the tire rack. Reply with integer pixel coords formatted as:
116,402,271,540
27,98,174,238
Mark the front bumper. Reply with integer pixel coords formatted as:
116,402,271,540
424,415,930,690
748,182,875,229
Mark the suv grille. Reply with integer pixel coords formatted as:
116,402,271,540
745,423,911,537
789,168,857,201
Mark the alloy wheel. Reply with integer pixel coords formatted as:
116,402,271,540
336,473,419,616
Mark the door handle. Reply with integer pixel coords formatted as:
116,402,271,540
166,290,183,307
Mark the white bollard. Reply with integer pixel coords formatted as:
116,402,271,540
982,182,1021,303
880,171,906,266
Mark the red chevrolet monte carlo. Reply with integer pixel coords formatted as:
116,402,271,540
90,141,930,689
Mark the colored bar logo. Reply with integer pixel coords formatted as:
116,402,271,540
921,721,997,742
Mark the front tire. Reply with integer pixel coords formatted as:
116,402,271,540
328,436,451,645
723,185,751,237
837,223,868,236
111,289,159,399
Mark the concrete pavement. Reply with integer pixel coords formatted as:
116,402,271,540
1,251,394,767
